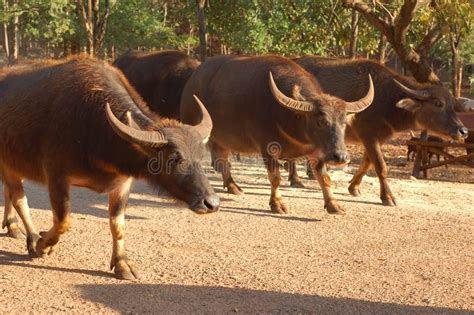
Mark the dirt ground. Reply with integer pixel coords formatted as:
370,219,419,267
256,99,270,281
0,135,473,314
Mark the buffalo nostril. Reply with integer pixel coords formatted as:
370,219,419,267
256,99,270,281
203,195,220,212
333,152,349,163
459,127,469,138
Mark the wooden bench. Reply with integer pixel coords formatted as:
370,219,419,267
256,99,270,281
409,112,474,178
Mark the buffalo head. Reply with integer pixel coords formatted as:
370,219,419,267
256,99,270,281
106,95,219,214
394,80,468,141
269,72,374,164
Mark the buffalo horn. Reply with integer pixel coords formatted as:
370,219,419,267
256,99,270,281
191,95,213,142
269,72,316,112
105,103,168,148
394,79,430,100
345,74,375,113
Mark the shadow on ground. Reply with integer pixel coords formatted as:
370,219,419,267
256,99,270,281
221,206,322,222
0,249,112,278
77,283,471,314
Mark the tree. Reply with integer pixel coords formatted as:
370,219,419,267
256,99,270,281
439,1,472,97
342,0,444,83
76,0,111,57
195,0,207,61
349,10,359,58
104,0,194,56
2,0,10,60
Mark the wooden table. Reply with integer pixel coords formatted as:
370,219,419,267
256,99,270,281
410,112,474,178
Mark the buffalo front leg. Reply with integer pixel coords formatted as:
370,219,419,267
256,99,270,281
210,141,243,195
2,186,25,238
3,178,40,254
348,152,372,197
286,160,305,188
35,177,72,257
263,155,288,214
309,158,345,215
108,178,138,280
365,141,397,206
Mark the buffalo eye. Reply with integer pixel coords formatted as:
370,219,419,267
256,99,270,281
433,99,444,108
316,117,329,128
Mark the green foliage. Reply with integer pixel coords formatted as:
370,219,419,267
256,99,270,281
105,0,196,52
207,0,381,57
1,0,472,68
14,0,77,45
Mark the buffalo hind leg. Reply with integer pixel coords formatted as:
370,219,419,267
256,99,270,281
365,141,397,206
286,160,305,188
348,152,372,197
309,158,345,215
34,176,72,257
210,141,243,195
2,186,25,238
263,154,288,214
109,177,138,280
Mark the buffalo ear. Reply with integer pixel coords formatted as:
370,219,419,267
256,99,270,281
396,98,421,112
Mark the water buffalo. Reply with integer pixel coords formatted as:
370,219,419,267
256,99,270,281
0,56,219,280
180,55,374,214
287,56,468,206
114,50,200,119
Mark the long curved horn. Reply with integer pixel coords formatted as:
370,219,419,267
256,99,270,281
105,103,168,148
269,72,316,112
191,95,213,141
345,74,375,113
394,79,430,100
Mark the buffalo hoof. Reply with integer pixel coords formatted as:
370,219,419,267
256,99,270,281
111,257,139,280
290,179,305,189
32,232,58,258
226,183,244,195
381,197,397,207
348,185,361,197
270,199,288,214
26,233,41,257
306,172,315,180
325,201,346,215
3,220,25,239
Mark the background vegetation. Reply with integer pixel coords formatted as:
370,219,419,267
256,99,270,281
1,0,473,93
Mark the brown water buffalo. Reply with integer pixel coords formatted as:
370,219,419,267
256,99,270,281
114,50,200,119
287,56,468,206
180,55,374,214
0,56,219,280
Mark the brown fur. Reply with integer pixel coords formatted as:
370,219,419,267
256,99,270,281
0,56,218,278
114,50,200,119
180,55,360,214
290,56,467,206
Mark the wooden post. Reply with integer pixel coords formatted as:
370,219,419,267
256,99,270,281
412,130,428,178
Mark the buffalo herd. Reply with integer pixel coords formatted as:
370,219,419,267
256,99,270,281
0,50,468,279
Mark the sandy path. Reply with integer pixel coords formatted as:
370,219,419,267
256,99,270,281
0,154,473,314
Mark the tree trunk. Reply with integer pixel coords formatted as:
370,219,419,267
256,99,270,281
196,0,207,61
342,0,442,83
2,0,9,60
87,34,94,57
377,15,389,64
393,45,438,83
11,4,18,63
377,32,388,63
450,32,462,97
349,10,359,59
